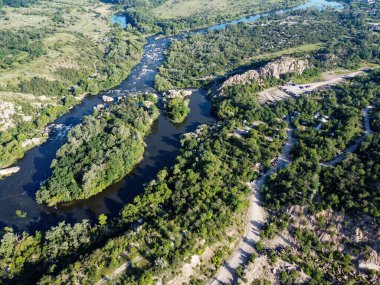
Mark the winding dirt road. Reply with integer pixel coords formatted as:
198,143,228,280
96,105,373,285
207,105,374,284
321,105,373,167
207,119,295,285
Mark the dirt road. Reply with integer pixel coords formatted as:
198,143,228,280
207,119,295,285
321,105,373,167
258,69,366,104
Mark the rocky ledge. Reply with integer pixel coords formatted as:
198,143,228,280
221,57,310,91
0,166,20,178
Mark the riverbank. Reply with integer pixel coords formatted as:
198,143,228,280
0,0,145,171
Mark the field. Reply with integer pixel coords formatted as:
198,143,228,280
0,0,144,170
152,0,304,20
0,0,113,87
250,43,324,62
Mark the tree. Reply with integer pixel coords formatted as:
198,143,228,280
98,214,108,226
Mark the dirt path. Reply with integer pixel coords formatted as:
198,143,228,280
95,262,129,285
207,105,374,284
258,69,367,104
320,105,373,167
207,118,295,285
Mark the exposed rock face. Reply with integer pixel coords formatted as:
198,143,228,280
163,89,194,99
221,57,310,91
259,57,309,79
0,166,20,178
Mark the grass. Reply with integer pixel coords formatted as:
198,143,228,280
152,0,305,20
250,43,324,61
0,0,113,88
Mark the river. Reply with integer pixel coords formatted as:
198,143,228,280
0,0,342,232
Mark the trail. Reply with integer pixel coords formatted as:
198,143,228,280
207,105,373,284
258,69,367,104
95,263,129,285
320,105,373,167
207,118,295,285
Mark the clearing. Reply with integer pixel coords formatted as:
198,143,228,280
258,68,367,104
0,0,113,88
152,0,304,20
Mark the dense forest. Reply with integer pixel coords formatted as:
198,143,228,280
36,94,159,206
164,96,190,123
155,9,380,90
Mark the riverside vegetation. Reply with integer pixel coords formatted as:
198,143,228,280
1,1,380,284
0,0,145,170
155,9,380,90
4,69,379,285
103,0,305,35
36,94,159,206
0,0,302,171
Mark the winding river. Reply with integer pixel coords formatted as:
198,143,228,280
0,0,342,231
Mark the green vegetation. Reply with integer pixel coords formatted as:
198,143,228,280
15,210,27,218
0,220,93,283
103,0,305,34
164,97,190,123
288,85,365,161
232,71,380,285
155,9,380,90
0,0,145,170
0,29,46,69
0,0,38,7
0,94,78,169
320,133,380,219
37,84,286,284
36,95,159,206
264,71,380,216
1,1,380,284
152,0,304,34
370,98,380,132
0,69,288,284
155,10,347,90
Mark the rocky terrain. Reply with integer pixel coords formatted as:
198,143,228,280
220,57,310,91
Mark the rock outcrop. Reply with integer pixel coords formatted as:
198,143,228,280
0,166,20,178
163,89,194,99
221,57,310,91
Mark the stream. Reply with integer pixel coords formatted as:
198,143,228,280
0,0,342,231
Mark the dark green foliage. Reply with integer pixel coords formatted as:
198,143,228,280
264,71,380,220
2,0,37,7
164,97,190,123
320,134,380,220
18,77,67,96
371,99,380,132
36,95,159,205
155,10,350,90
0,220,92,282
0,29,46,69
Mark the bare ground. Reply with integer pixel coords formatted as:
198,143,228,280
258,69,366,104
